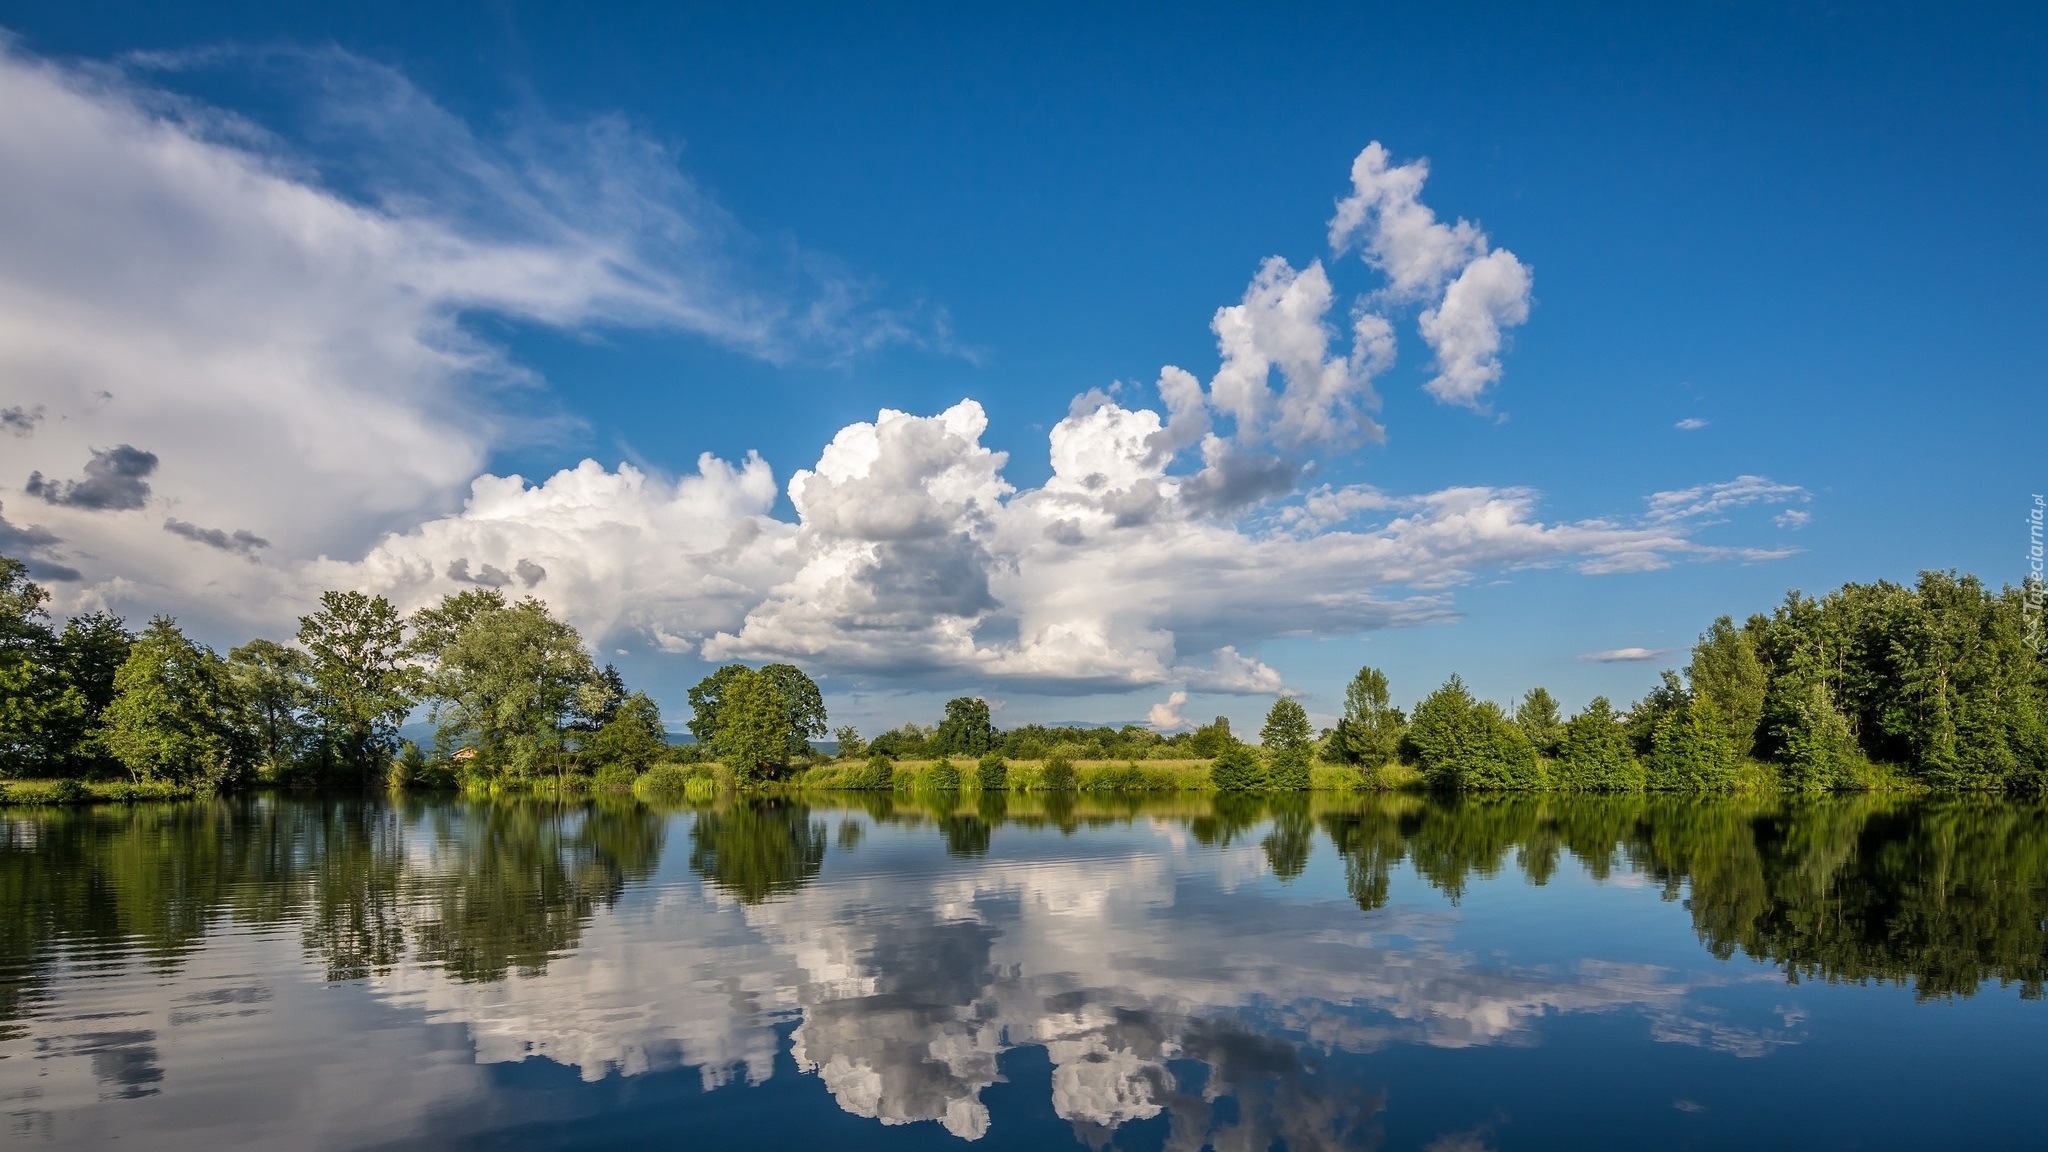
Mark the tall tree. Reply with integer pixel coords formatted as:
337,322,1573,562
688,662,825,760
101,617,251,788
581,690,668,777
1687,616,1768,757
933,696,997,756
1262,696,1315,790
0,557,83,777
1513,687,1565,757
416,595,597,782
1331,665,1405,767
228,638,311,780
711,667,790,784
298,591,416,786
48,612,133,775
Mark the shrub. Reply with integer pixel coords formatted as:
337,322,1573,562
977,753,1008,791
925,758,962,792
1407,677,1541,791
1209,746,1266,792
638,762,704,797
1554,698,1646,792
855,754,896,791
1268,747,1312,791
1084,762,1148,792
1648,695,1737,792
594,763,638,792
53,778,91,804
1040,755,1077,792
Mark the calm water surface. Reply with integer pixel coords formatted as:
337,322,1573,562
2,793,2044,1150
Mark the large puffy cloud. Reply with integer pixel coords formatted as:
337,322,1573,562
0,41,935,638
1330,141,1534,411
313,453,795,652
668,394,1800,695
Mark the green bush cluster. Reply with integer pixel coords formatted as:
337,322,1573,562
1038,755,1076,792
923,758,962,792
1209,746,1265,792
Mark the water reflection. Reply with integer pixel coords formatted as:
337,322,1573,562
1,793,2044,1147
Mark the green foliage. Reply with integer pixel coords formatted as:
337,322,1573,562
1648,693,1737,791
710,668,791,785
581,691,668,778
688,663,827,761
1513,687,1565,756
923,758,962,792
298,590,415,786
1186,716,1235,759
1260,696,1313,752
1406,676,1541,791
1267,747,1312,791
1330,665,1405,767
932,697,997,756
1553,697,1645,792
1688,615,1768,756
415,595,597,785
1208,745,1266,792
976,752,1007,790
867,722,931,759
227,638,310,781
1040,754,1077,791
832,724,865,760
851,754,895,790
100,617,252,789
638,761,717,797
0,558,86,778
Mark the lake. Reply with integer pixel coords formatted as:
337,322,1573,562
2,793,2044,1150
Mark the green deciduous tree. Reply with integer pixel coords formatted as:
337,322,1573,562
1208,744,1266,792
1187,716,1235,759
689,662,826,761
1331,665,1405,767
100,617,251,789
1688,615,1768,757
228,638,311,781
1406,676,1540,791
1648,693,1737,791
299,591,417,786
933,696,997,756
580,691,668,779
1552,697,1645,792
710,667,790,785
415,595,597,784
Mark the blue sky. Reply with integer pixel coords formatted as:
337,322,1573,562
0,2,2041,734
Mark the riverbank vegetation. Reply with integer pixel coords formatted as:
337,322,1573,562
3,550,2043,799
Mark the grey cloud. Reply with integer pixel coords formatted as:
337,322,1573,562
448,557,545,588
163,518,270,558
0,501,81,581
26,445,159,511
1,404,44,437
1179,449,1302,517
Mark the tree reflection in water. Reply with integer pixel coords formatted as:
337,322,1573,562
3,791,2046,1145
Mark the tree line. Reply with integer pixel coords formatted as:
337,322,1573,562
4,549,2043,794
0,557,674,790
1362,569,2047,793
